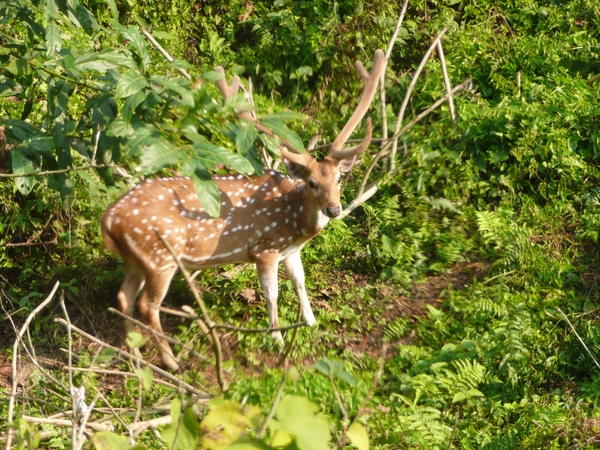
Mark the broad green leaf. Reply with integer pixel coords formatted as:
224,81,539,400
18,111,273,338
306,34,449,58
452,391,467,403
115,69,147,101
5,120,41,141
126,331,149,349
151,30,176,41
45,22,61,57
347,423,369,450
73,4,98,33
235,121,258,155
275,396,331,450
259,117,305,152
118,26,150,72
224,437,271,449
183,130,254,173
201,70,225,82
151,76,194,107
11,149,35,195
192,168,221,219
139,138,182,171
200,399,253,448
5,58,30,76
261,111,307,122
91,431,145,450
122,89,147,124
171,59,193,70
162,406,198,450
75,50,131,72
135,367,153,390
23,134,55,152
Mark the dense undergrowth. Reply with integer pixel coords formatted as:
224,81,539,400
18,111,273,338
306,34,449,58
2,0,600,448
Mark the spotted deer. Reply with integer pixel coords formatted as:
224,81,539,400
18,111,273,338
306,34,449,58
101,49,385,370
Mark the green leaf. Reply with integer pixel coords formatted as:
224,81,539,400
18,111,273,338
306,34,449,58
122,89,147,124
118,25,150,72
151,76,194,107
139,138,182,171
11,149,35,195
45,22,61,57
201,70,225,82
275,396,331,450
192,168,221,219
126,331,149,349
75,50,132,72
135,367,153,390
162,406,199,450
115,69,147,101
259,117,305,152
224,438,271,449
347,423,369,450
235,121,258,155
92,431,146,450
183,130,254,173
261,111,307,122
200,399,253,448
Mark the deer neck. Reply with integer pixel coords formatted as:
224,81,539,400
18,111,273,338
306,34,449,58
290,183,330,238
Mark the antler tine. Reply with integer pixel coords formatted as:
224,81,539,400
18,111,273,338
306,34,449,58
215,66,241,100
329,49,385,161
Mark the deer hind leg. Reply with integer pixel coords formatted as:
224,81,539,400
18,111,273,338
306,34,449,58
283,251,316,327
137,266,179,371
256,255,284,344
117,265,145,342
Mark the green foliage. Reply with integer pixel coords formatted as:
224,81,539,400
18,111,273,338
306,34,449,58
4,1,600,449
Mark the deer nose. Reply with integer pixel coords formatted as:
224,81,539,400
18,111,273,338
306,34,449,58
325,205,341,218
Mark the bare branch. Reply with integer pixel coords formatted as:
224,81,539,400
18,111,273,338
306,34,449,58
6,281,60,450
141,29,192,80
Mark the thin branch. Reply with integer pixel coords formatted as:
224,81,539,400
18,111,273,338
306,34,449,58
335,345,388,449
389,27,448,169
557,308,600,370
53,318,210,398
6,281,60,450
343,77,472,217
257,361,289,440
154,231,228,392
446,406,460,450
436,40,456,124
108,307,210,363
276,300,304,367
0,163,120,178
213,321,307,333
141,29,192,81
380,0,410,148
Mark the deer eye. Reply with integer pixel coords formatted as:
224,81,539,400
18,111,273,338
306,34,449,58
308,179,317,190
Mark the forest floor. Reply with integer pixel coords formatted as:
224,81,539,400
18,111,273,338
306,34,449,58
0,261,490,393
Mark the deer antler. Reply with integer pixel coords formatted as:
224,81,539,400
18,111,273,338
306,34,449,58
328,49,386,161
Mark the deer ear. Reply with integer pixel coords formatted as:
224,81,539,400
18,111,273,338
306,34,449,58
336,155,357,174
283,158,309,179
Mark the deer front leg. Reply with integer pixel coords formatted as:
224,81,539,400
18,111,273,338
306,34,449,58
283,251,316,327
256,254,284,344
